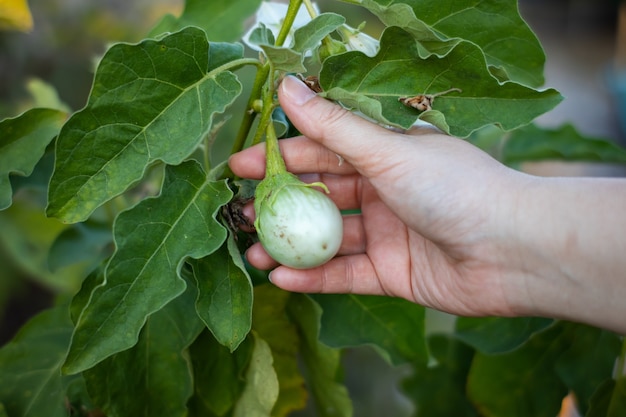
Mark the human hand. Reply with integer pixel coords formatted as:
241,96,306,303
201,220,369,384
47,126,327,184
229,75,535,318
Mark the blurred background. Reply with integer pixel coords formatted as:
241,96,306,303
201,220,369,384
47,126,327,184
1,1,625,416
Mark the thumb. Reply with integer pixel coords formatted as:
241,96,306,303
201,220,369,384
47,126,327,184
277,75,396,171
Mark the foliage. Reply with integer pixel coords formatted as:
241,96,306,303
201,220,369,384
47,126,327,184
0,1,625,416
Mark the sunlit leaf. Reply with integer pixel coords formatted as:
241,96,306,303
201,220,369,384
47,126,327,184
288,294,352,417
191,233,253,352
321,26,562,137
63,160,232,374
0,305,77,417
0,0,33,32
502,123,626,165
233,332,279,417
252,285,307,417
0,108,66,210
355,0,546,87
455,316,554,354
47,27,243,223
83,272,204,417
311,294,427,366
149,0,262,42
25,78,71,113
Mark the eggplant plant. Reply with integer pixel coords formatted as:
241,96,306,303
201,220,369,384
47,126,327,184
0,0,625,416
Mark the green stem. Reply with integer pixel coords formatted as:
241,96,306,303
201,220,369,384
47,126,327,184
275,0,303,47
264,114,286,177
228,63,270,157
302,0,318,18
224,0,303,180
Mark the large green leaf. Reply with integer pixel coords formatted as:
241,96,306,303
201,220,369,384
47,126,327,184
187,331,253,417
0,108,66,210
47,27,243,223
311,294,427,366
321,26,562,137
63,160,232,374
83,273,204,417
288,294,353,417
233,332,280,417
354,0,546,87
554,325,622,415
587,378,626,417
252,285,308,417
191,233,253,352
455,316,554,354
467,322,573,417
501,123,626,165
402,335,478,417
149,0,262,42
0,305,77,417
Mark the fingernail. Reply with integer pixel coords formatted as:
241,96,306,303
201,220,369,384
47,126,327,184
281,75,316,106
267,270,274,283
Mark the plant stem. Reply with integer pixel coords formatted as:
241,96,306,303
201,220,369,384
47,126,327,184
264,114,286,177
275,0,303,47
302,0,318,18
228,63,270,157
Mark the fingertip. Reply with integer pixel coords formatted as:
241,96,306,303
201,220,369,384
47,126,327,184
228,143,266,179
245,242,278,270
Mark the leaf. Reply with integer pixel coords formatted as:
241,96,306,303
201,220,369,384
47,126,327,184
47,27,243,223
292,13,346,53
191,233,253,352
47,220,112,272
311,294,427,366
233,333,280,417
288,294,353,417
0,0,33,32
260,45,307,73
587,378,626,417
554,325,622,414
0,305,78,417
0,198,84,293
252,285,308,417
321,26,562,137
63,160,232,374
82,272,204,417
501,123,626,165
247,23,276,47
455,316,554,354
187,331,253,417
25,78,71,112
355,0,546,87
149,0,262,42
402,335,478,417
0,108,66,210
467,322,573,417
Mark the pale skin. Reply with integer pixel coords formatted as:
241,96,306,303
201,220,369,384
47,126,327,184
229,75,626,335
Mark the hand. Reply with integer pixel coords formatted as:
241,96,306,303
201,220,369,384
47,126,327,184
230,75,528,318
229,76,626,333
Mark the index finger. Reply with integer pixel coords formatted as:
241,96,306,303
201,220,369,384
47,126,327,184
228,136,357,179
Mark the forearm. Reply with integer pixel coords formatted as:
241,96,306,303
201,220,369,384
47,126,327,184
506,175,626,334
